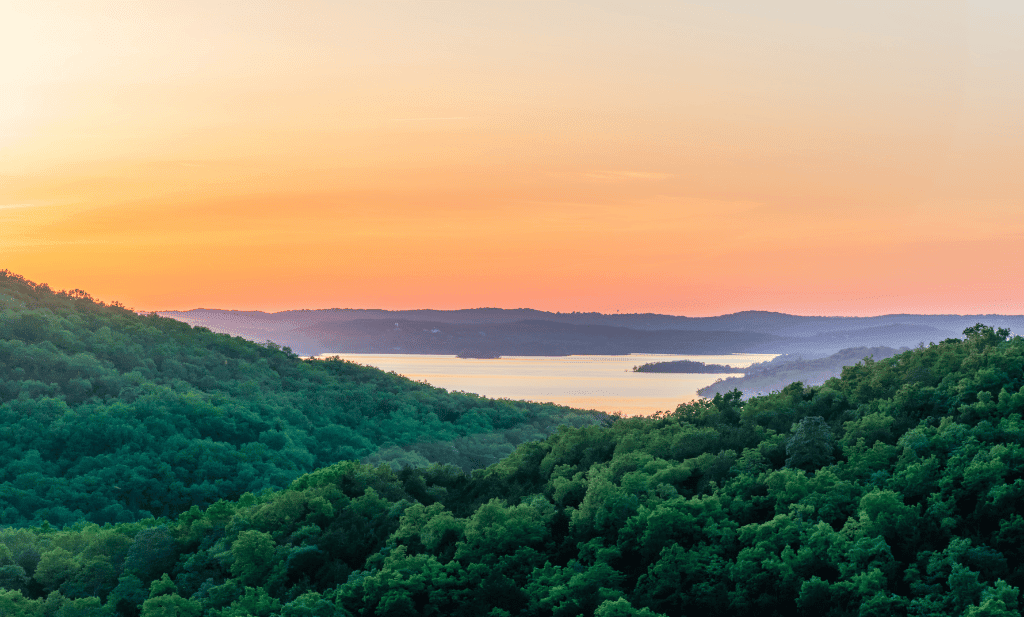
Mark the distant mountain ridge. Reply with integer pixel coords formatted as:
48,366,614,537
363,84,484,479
158,307,1024,357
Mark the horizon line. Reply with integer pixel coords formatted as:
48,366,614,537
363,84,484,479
151,307,1024,320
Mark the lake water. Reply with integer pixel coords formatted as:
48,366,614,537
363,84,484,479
315,352,777,416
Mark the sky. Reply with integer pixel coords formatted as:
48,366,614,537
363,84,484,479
1,1,1022,316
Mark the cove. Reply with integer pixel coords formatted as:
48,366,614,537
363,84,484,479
315,352,778,416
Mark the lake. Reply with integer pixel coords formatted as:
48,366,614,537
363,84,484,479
314,352,777,416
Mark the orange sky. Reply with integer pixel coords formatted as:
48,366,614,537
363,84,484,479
2,1,1022,316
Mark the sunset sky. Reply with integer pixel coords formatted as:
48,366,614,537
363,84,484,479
2,1,1022,316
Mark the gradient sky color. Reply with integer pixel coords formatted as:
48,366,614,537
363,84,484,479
2,1,1022,316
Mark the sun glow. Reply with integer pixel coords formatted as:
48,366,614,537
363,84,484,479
2,1,1021,316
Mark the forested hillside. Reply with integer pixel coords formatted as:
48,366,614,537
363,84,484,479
0,271,602,525
698,346,908,399
2,323,1022,616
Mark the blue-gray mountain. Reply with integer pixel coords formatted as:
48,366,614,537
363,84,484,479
160,307,1024,357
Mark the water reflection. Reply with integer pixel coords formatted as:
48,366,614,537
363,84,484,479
315,352,777,416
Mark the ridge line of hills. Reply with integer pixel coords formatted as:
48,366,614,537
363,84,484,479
0,269,606,526
159,307,1024,357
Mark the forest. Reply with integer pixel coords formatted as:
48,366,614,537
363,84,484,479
0,270,602,526
2,270,1023,616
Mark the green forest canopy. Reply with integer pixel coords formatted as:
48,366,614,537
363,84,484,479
0,270,603,526
1,308,1022,615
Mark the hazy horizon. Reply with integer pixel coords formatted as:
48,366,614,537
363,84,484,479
159,304,1024,320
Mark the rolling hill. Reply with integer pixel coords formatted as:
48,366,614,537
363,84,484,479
0,270,603,526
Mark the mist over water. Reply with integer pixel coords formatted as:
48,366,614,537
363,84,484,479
316,353,778,416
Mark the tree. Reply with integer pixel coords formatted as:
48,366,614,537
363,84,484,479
594,597,667,617
962,324,1011,350
33,548,78,593
785,416,835,471
230,531,275,586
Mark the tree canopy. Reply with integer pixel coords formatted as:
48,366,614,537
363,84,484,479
2,313,1022,616
0,270,602,526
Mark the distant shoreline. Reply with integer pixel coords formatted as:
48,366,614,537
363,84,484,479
160,307,1024,359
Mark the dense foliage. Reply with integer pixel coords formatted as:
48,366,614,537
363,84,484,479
2,323,1022,616
0,271,601,525
699,346,908,398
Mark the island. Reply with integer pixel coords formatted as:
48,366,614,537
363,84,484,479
632,359,743,373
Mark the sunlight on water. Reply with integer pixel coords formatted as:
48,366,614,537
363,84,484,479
314,352,778,416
